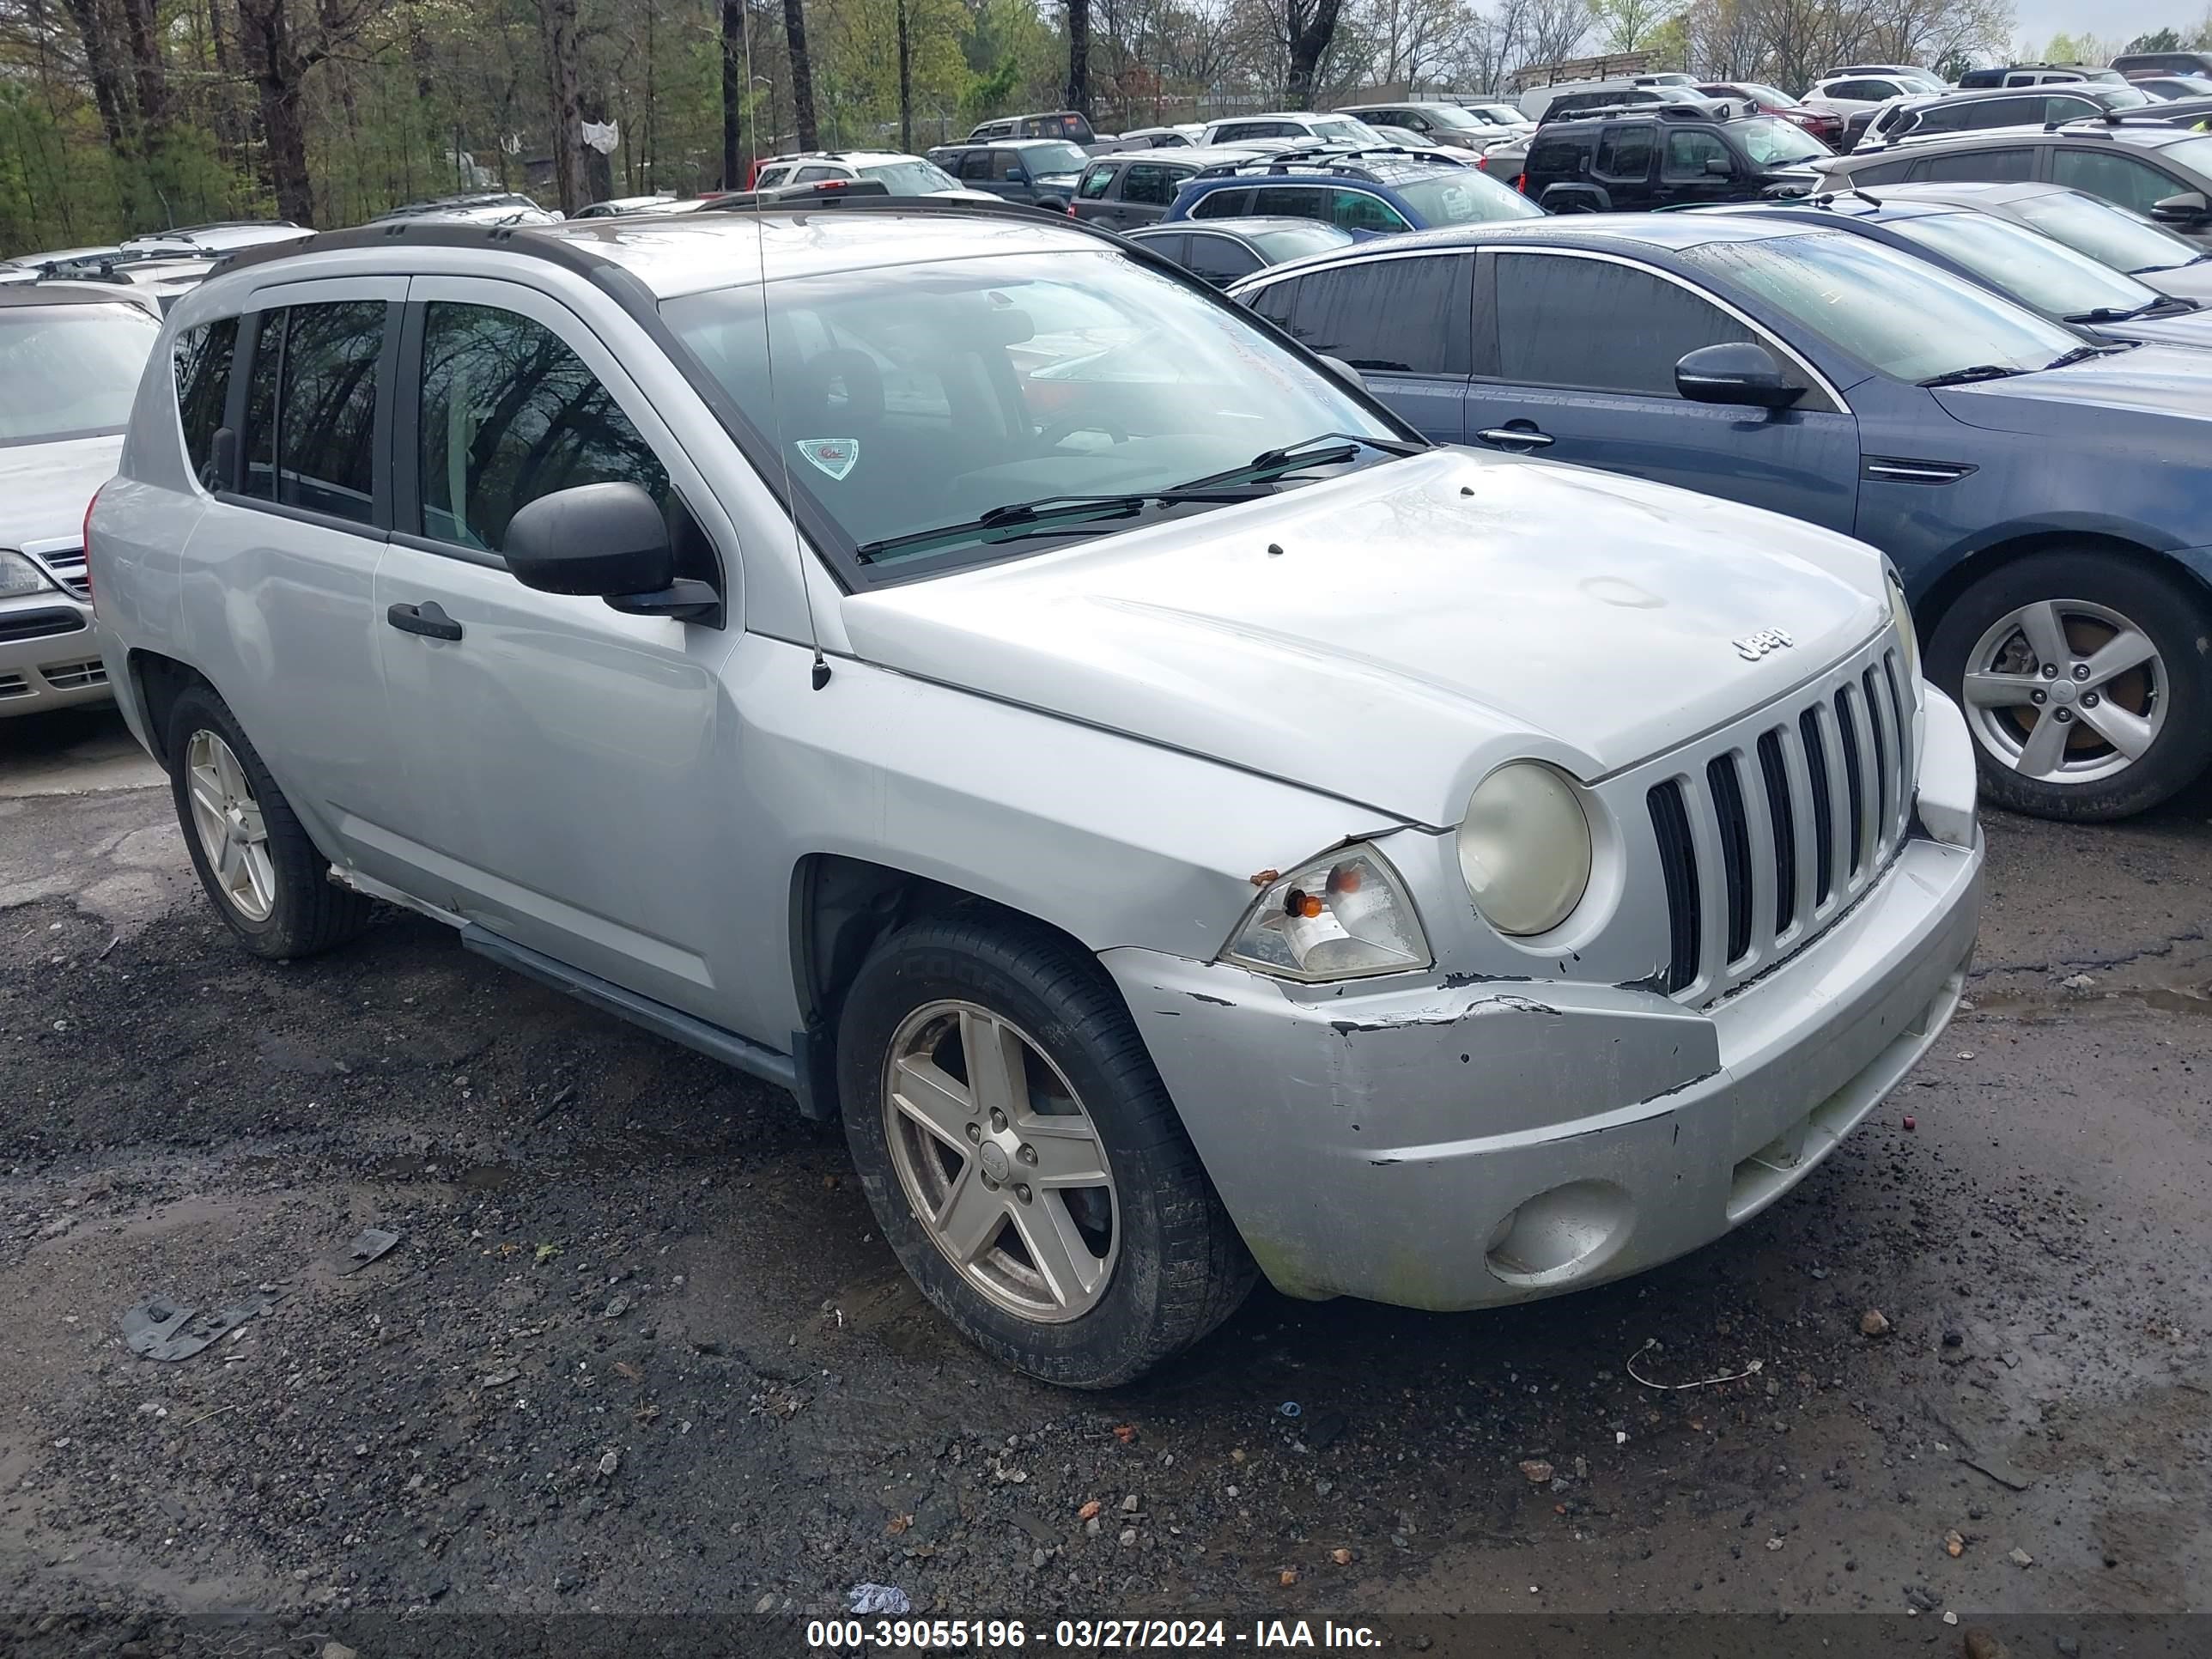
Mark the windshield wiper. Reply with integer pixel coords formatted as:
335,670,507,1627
1181,431,1425,490
1917,362,2027,387
852,486,1272,563
2043,343,2118,369
2066,297,2168,322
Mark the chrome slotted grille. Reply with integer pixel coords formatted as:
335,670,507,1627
1646,638,1915,1004
40,550,90,601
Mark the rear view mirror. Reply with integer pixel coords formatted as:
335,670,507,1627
1675,342,1805,409
2152,189,2209,222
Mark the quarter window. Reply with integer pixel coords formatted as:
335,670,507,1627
416,301,667,554
1180,234,1262,286
1252,185,1329,220
1492,252,1760,398
1249,255,1471,375
173,317,238,490
1328,190,1410,231
1190,187,1253,218
240,301,386,525
1078,165,1114,199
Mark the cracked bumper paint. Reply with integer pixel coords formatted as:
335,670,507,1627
1103,830,1983,1310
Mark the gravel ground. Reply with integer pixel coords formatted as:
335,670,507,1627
0,708,2206,1656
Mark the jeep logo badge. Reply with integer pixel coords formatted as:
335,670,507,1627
1733,628,1794,662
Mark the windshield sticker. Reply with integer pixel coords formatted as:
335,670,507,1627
796,438,860,481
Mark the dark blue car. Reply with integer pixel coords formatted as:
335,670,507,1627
1230,216,2212,820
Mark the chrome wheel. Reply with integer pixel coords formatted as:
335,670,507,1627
185,728,276,922
1960,599,2166,786
882,1000,1118,1323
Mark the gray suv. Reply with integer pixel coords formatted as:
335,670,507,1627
921,139,1090,210
88,202,1983,1385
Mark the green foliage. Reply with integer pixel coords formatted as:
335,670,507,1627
2127,26,2184,52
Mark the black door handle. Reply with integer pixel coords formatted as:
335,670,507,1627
386,600,463,641
1474,422,1555,452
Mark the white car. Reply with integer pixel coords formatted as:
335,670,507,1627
1,283,161,716
750,151,995,202
1802,72,1941,119
1199,112,1387,149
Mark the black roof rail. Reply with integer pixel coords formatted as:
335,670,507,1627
700,177,891,210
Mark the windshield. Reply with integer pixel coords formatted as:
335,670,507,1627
2154,134,2212,175
1687,229,2081,381
661,249,1401,574
1468,104,1526,125
1249,223,1357,259
1886,210,2163,319
1736,118,1829,165
0,304,159,446
1310,117,1384,145
2009,189,2203,271
1422,105,1484,129
1023,143,1091,177
1734,82,1794,106
2100,86,2154,110
861,159,961,193
1394,170,1544,224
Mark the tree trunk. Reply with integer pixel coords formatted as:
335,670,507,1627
539,0,587,212
582,88,617,202
237,0,317,223
1285,0,1342,101
896,0,912,152
119,0,171,140
60,0,138,159
1066,0,1091,116
783,0,817,150
719,0,744,187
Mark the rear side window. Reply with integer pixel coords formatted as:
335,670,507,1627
173,317,237,489
416,301,667,554
1182,234,1261,285
1492,252,1756,397
1596,125,1654,177
240,301,385,525
1122,163,1186,206
1190,187,1253,218
1916,147,2035,183
1248,255,1471,375
1329,189,1410,231
1527,136,1587,179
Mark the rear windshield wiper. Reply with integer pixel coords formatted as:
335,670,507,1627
1917,362,2027,387
853,486,1272,563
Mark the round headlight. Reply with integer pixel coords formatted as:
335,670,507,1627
1457,762,1592,937
1887,568,1920,688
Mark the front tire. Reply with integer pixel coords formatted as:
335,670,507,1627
1927,551,2212,821
166,684,372,959
836,915,1254,1388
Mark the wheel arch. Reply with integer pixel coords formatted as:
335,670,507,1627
1911,529,2212,640
787,854,1131,1124
126,648,214,773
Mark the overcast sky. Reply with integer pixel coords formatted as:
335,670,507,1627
2008,0,2206,51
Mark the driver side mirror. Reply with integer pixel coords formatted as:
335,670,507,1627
1705,155,1735,176
1006,167,1030,183
2152,189,2209,222
505,482,721,624
1675,342,1805,409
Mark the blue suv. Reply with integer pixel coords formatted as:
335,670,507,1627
1164,148,1541,236
1231,214,2212,821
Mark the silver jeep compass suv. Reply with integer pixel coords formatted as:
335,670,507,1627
88,203,1984,1385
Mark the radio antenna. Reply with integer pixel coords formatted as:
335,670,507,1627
743,15,830,690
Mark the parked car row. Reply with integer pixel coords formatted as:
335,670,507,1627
82,197,1985,1389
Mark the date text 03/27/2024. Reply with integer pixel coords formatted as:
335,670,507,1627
803,1618,1382,1649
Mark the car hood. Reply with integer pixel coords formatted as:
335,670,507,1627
2130,259,2212,302
0,433,121,549
2102,306,2212,349
840,449,1887,825
1934,343,2212,434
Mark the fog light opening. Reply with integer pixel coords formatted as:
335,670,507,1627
1484,1180,1632,1289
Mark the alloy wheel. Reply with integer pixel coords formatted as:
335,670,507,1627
184,728,276,922
881,1000,1119,1323
1960,599,2166,785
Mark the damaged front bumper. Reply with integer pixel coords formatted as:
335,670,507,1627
1103,827,1982,1311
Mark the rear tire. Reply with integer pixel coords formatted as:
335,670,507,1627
836,915,1254,1388
1927,551,2212,822
166,684,372,959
